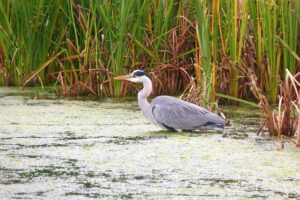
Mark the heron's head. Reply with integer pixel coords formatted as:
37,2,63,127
114,70,150,83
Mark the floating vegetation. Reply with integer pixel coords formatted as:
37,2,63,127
0,88,300,199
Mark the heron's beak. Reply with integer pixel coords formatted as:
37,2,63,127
114,74,131,81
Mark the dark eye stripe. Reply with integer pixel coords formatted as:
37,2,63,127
133,70,150,78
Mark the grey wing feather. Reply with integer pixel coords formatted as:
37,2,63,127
151,96,224,130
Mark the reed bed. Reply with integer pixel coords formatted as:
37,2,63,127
0,0,299,137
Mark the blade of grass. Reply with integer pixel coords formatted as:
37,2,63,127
23,50,65,87
217,93,259,107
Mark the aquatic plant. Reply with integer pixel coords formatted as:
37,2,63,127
0,0,65,86
245,66,300,145
280,70,300,147
0,0,299,106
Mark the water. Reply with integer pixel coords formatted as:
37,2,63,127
0,87,299,199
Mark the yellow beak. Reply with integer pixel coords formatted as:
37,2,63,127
114,74,131,81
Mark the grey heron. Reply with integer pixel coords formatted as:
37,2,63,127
115,70,225,131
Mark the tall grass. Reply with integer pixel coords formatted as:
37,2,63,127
279,0,299,75
0,0,64,86
248,0,300,104
259,0,281,104
0,0,299,104
194,0,213,103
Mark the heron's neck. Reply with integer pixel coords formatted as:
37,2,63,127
138,78,152,110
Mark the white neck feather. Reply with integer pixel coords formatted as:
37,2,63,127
138,77,152,119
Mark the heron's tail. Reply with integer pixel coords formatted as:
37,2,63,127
205,113,225,128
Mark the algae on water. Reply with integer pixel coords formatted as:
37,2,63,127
0,88,299,199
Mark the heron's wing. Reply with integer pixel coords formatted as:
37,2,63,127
151,96,218,130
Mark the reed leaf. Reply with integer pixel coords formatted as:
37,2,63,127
194,0,213,102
